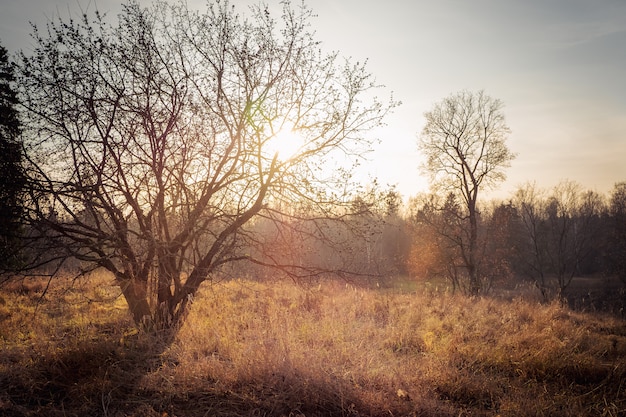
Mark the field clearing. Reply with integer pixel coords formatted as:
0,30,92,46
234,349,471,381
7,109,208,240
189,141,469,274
1,272,625,416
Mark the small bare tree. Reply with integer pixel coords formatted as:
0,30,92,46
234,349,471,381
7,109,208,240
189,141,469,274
514,181,605,300
514,182,552,299
544,181,605,297
418,90,515,295
608,182,626,286
14,0,395,330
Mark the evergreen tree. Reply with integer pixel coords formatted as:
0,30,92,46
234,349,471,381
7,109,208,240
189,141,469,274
0,41,25,268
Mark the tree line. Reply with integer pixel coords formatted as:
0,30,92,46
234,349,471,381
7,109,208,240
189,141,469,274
248,180,625,307
407,181,625,300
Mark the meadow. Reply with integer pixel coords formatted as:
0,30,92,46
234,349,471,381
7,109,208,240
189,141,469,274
0,272,625,416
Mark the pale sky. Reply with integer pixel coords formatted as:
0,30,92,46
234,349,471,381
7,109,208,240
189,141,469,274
1,0,625,200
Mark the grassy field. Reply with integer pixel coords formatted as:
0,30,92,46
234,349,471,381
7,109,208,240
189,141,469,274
1,272,625,416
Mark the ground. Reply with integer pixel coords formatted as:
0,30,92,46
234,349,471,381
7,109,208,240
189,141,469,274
0,272,625,416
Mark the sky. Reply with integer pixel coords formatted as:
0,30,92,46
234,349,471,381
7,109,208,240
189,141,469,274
1,0,625,201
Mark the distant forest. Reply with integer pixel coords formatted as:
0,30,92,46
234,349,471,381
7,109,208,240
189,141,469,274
237,180,625,313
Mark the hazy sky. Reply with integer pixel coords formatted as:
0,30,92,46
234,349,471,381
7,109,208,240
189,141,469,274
1,0,625,200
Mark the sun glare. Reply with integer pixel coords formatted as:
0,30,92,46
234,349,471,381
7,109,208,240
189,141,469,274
265,123,306,161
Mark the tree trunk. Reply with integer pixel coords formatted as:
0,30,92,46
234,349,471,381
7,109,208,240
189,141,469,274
468,199,480,296
119,279,153,329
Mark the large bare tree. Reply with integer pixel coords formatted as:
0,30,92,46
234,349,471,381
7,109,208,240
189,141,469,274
418,90,515,294
14,0,394,330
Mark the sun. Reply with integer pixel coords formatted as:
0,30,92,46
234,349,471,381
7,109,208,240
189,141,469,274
265,123,306,161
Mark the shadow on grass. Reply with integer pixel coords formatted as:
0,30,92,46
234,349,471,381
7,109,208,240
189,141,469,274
0,328,379,417
0,327,161,416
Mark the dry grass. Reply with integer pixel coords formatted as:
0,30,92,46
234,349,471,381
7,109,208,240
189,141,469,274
1,272,625,416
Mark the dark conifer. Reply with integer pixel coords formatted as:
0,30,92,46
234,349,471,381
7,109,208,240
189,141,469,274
0,42,25,268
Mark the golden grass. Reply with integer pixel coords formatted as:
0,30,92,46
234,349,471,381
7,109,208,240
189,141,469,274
1,272,625,416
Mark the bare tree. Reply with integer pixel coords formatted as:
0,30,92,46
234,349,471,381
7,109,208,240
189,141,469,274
14,0,395,330
418,90,515,295
544,181,604,297
513,182,552,299
514,181,605,300
608,182,626,285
